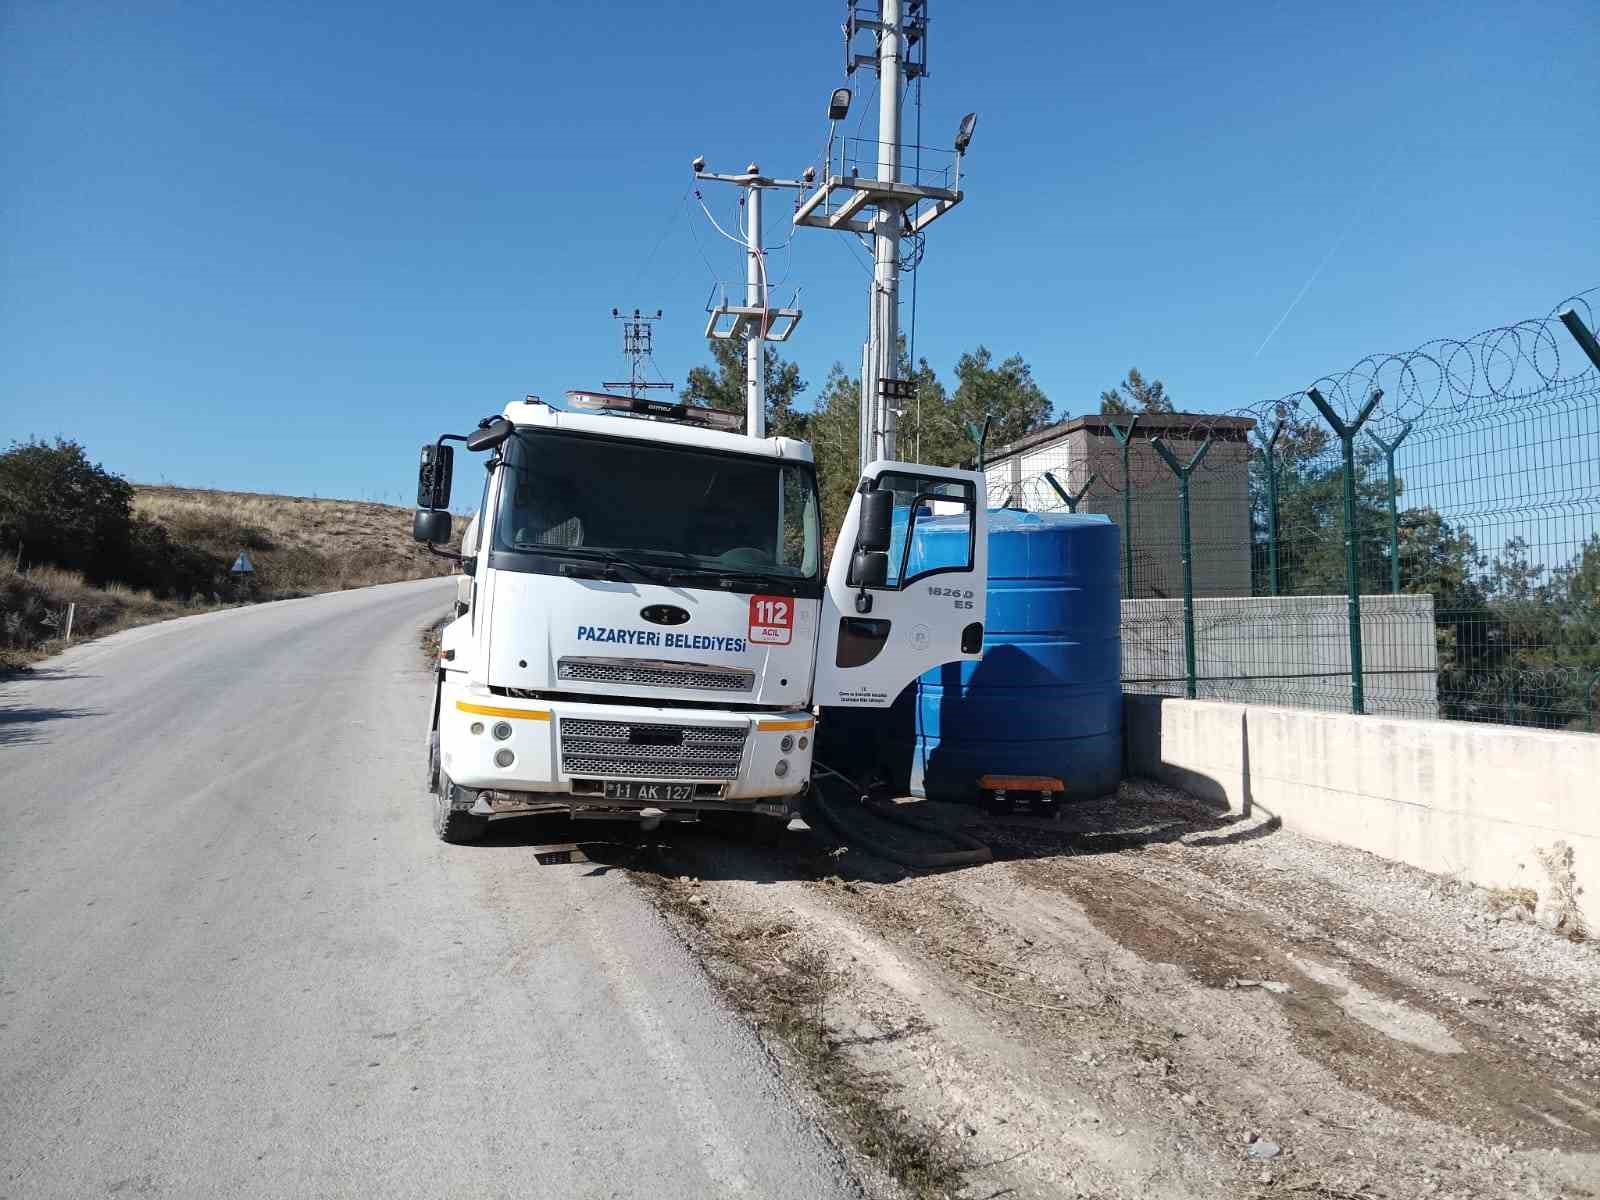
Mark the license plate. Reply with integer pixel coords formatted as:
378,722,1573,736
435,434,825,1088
602,781,694,802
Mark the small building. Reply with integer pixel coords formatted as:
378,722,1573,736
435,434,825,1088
978,411,1258,599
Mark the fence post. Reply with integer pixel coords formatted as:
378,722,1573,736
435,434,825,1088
1366,421,1413,595
968,414,993,471
64,602,75,644
1042,470,1099,513
1307,386,1382,715
1560,309,1600,371
1261,422,1284,597
1151,435,1212,700
1109,415,1138,599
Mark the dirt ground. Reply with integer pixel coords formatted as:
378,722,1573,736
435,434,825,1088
584,780,1600,1200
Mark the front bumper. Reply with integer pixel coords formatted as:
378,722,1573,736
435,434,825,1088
437,678,815,809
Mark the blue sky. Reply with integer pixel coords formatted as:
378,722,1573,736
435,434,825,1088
3,0,1596,503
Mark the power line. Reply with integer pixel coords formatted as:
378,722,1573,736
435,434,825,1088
683,194,722,283
627,185,691,295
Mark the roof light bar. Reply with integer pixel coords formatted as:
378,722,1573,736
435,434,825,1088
564,390,744,432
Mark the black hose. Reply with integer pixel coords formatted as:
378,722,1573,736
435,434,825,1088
809,763,992,869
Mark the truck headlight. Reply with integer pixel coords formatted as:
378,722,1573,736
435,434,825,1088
494,749,515,768
492,721,513,741
774,759,789,778
780,734,795,753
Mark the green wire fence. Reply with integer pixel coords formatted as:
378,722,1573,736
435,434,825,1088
986,289,1600,733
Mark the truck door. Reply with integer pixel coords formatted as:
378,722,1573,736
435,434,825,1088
813,462,988,707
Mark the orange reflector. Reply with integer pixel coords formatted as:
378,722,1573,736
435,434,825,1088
757,717,816,732
456,701,551,721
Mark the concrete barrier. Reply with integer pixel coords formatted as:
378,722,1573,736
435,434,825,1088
1124,695,1600,932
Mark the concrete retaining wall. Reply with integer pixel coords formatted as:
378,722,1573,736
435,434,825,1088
1124,695,1600,931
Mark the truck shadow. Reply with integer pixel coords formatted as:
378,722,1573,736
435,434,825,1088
492,781,1279,887
0,702,99,747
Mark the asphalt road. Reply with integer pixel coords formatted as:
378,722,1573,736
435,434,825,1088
0,579,855,1200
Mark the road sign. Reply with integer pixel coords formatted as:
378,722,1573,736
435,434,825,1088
230,552,254,574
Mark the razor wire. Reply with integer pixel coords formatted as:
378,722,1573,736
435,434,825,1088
990,289,1600,731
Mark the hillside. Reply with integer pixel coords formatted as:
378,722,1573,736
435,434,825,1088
132,485,459,596
2,485,460,670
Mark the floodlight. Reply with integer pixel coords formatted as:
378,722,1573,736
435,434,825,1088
746,161,759,175
802,165,816,184
691,154,706,173
954,112,977,155
828,87,852,121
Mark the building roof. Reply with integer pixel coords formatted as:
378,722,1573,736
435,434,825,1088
979,410,1257,464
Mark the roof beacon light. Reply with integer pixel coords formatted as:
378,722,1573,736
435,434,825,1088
565,391,744,432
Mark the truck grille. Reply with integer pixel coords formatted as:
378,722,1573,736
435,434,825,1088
557,656,755,693
559,718,747,780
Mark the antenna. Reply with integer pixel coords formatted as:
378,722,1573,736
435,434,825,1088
690,161,806,439
792,0,974,469
601,308,674,399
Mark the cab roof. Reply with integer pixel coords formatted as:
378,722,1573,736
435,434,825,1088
499,398,814,464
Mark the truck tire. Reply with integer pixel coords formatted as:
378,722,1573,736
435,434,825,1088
426,731,442,795
434,773,489,844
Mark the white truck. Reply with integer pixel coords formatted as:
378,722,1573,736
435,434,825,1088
413,390,987,843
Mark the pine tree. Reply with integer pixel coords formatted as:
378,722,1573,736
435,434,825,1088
680,339,808,439
1099,368,1174,415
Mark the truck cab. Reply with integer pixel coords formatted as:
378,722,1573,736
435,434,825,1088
415,392,987,842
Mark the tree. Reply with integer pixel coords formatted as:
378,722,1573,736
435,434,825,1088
950,346,1052,452
680,338,809,439
1099,368,1174,415
0,438,134,580
805,365,863,547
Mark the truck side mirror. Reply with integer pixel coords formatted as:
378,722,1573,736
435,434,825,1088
848,549,888,589
418,443,454,509
857,488,893,553
465,418,513,453
414,509,452,545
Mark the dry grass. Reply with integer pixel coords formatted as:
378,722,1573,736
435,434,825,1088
0,557,213,670
2,485,461,671
132,484,458,597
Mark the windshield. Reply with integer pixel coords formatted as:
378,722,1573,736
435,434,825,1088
493,430,821,581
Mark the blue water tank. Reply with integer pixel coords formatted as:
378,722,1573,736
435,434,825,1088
887,508,1123,800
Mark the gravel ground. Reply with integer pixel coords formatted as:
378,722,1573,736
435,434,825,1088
616,779,1600,1200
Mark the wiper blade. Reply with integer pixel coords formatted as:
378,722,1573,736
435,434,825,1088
668,566,800,592
515,544,669,581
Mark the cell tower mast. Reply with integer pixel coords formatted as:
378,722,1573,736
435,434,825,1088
791,0,974,469
602,308,674,400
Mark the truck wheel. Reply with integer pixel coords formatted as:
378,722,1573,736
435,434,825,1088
433,774,489,844
426,731,442,795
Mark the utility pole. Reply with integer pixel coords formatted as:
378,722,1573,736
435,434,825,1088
602,308,674,400
793,0,973,471
691,160,804,438
871,0,904,462
745,183,765,435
